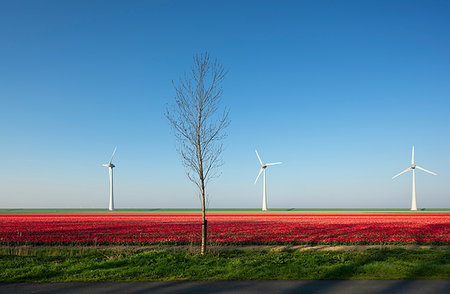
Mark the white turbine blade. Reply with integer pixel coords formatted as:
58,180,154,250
411,146,415,164
266,162,282,166
109,147,117,164
255,150,263,166
415,166,437,176
392,167,411,179
254,168,263,184
102,164,108,167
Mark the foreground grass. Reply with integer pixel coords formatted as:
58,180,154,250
0,248,449,281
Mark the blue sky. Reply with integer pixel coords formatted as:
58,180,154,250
1,0,449,209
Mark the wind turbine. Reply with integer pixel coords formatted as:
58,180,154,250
254,150,282,211
103,147,117,211
392,146,436,211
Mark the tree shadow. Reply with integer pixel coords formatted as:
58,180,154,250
317,249,389,280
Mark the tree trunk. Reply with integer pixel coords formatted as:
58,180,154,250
166,52,229,256
201,218,207,255
201,180,207,255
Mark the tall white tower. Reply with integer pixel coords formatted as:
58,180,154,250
254,150,282,211
392,146,436,211
103,147,117,211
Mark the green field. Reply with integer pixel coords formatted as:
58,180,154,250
0,247,448,281
1,208,449,214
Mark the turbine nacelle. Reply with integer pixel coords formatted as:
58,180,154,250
411,164,416,169
254,156,282,184
102,147,117,168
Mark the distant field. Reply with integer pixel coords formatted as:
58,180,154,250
1,208,450,214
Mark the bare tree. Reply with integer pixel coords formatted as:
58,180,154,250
166,52,230,255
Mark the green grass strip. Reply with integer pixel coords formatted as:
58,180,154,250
0,248,449,281
1,208,449,214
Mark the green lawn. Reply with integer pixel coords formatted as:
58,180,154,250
1,248,448,281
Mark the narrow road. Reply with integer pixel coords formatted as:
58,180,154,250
1,280,449,294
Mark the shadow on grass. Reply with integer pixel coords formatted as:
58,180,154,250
315,248,450,280
405,249,450,279
3,249,449,284
317,249,390,280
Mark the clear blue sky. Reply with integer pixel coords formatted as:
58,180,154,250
1,0,449,209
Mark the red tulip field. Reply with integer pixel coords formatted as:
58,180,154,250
0,214,449,245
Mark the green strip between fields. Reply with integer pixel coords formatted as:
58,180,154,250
1,208,449,214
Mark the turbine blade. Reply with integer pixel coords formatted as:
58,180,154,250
255,150,263,166
266,162,282,166
392,168,411,179
102,164,108,167
411,146,415,164
415,166,437,176
254,168,263,184
109,147,117,164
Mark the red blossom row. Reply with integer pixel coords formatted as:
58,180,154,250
0,214,449,245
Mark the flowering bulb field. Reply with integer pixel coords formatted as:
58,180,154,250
0,214,449,245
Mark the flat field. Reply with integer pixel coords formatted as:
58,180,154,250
1,210,449,281
1,213,449,246
1,208,450,214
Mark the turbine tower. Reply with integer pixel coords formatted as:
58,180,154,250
392,146,436,211
103,147,117,211
254,150,282,211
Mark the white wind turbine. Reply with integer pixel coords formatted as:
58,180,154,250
254,150,282,211
392,146,437,211
103,147,117,211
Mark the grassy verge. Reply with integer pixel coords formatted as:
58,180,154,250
0,248,449,281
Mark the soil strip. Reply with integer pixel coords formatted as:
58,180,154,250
2,244,449,252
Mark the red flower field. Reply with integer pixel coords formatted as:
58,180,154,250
0,214,449,245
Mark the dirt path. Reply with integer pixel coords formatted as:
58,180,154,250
2,244,449,253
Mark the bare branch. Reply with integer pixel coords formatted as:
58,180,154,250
165,52,229,254
166,51,230,205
